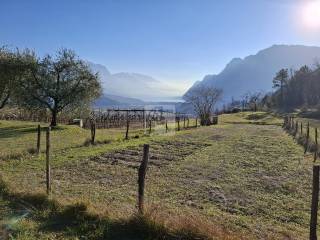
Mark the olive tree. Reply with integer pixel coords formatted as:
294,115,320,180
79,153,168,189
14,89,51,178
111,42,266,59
0,47,28,109
184,85,222,126
0,49,11,109
17,49,102,126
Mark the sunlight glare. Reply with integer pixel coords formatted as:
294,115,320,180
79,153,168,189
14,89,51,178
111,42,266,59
302,0,320,30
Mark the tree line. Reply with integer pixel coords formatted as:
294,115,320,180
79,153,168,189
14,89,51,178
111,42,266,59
0,47,102,126
267,65,320,110
222,64,320,113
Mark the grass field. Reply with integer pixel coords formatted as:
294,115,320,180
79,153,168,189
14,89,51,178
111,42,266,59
0,112,316,239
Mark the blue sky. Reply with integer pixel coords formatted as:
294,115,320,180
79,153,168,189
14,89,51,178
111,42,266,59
1,0,319,95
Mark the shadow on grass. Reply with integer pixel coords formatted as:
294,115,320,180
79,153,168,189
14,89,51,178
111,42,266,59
223,121,282,126
0,125,39,139
245,112,270,121
0,125,66,139
0,179,210,240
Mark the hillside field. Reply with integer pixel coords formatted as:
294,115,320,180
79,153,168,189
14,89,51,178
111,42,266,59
0,112,316,239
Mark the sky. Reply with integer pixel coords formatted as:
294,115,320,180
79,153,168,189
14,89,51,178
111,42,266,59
1,0,320,96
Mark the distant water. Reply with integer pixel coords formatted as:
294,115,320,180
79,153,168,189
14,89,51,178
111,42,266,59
144,96,184,103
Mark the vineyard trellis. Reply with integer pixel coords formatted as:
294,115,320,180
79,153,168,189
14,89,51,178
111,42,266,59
83,108,191,129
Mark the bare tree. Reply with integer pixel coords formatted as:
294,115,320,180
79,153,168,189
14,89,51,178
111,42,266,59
248,91,263,112
184,85,222,126
240,93,250,111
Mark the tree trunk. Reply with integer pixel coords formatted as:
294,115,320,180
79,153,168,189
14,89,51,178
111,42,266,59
200,115,211,126
50,109,58,126
0,92,10,109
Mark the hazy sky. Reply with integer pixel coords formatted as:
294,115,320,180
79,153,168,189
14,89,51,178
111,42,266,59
1,0,320,95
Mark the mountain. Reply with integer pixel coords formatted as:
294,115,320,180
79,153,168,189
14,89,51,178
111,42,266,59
88,62,173,101
94,94,145,108
184,45,320,104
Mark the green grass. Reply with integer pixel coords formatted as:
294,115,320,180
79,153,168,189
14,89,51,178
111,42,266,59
0,113,315,239
220,111,283,125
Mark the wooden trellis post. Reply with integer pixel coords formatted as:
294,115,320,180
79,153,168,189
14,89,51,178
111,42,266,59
138,144,150,214
125,111,130,140
91,121,96,144
165,120,168,133
37,124,41,155
149,119,152,134
46,127,51,195
195,118,198,127
142,109,146,130
177,117,180,131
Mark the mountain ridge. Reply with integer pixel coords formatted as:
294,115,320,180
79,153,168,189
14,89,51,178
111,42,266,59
185,44,320,104
88,62,175,101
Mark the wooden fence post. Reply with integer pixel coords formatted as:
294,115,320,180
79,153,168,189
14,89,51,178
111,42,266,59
183,117,186,128
195,118,198,128
301,122,303,135
91,121,96,144
177,118,180,131
37,124,41,155
315,128,318,162
289,117,292,129
283,116,288,128
295,121,298,136
310,165,320,240
46,127,51,195
187,118,189,128
306,122,310,154
125,112,130,140
138,144,150,214
149,119,152,134
165,120,168,133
